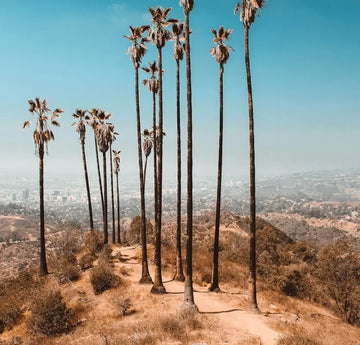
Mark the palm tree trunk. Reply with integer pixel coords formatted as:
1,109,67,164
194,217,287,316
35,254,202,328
135,66,152,284
174,58,184,282
210,64,224,292
103,151,108,244
151,47,166,294
152,90,158,270
39,140,48,276
110,145,116,244
81,137,94,230
143,156,148,187
116,172,121,244
94,133,104,220
245,25,258,311
182,11,197,311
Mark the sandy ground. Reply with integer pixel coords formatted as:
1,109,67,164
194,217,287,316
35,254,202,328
117,246,280,345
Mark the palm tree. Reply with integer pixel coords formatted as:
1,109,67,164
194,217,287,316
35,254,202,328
113,150,121,243
109,125,118,244
172,22,186,282
88,108,105,224
180,0,198,312
234,0,265,311
23,98,63,276
149,6,178,294
209,26,234,292
142,129,153,187
142,61,159,231
124,25,153,284
72,109,94,230
95,110,112,244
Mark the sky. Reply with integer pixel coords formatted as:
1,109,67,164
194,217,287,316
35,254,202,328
0,0,359,182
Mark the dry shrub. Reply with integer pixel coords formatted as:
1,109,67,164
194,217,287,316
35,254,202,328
28,289,73,336
0,297,22,334
0,337,23,345
158,314,185,340
79,253,96,270
90,261,120,295
98,244,113,263
60,262,80,282
113,297,132,317
84,230,104,255
278,333,322,345
119,266,132,276
126,216,154,245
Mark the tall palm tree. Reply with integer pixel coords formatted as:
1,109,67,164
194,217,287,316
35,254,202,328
95,110,112,244
23,98,63,276
72,109,94,230
109,125,118,244
113,150,121,243
124,25,153,284
149,6,178,294
234,0,265,311
88,108,104,223
180,0,198,312
172,22,186,282
142,61,159,230
209,26,234,292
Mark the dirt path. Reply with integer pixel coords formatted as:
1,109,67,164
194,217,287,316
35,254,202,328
114,245,281,345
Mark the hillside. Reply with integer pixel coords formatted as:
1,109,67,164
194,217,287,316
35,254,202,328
1,212,360,345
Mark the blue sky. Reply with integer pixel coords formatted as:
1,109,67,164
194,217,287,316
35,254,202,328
0,0,359,181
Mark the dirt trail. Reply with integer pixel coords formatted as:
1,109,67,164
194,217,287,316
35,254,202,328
115,246,281,345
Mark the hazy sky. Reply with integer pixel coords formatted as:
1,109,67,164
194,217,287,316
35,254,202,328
1,0,359,182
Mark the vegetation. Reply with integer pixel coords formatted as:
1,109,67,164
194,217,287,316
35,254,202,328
23,98,63,276
125,25,153,284
209,25,233,293
28,289,72,336
172,22,185,282
234,0,265,311
72,109,94,230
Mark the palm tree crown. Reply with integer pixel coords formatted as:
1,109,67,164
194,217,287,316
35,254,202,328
172,23,185,62
142,129,153,159
124,26,150,68
142,61,159,94
113,150,121,174
234,0,265,28
179,0,194,14
72,109,90,141
149,7,178,49
23,98,63,154
210,26,233,68
95,111,113,153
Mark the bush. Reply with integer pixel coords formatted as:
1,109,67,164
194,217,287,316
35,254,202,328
60,262,80,282
90,262,120,295
278,333,322,345
84,230,104,255
28,289,72,336
0,298,22,334
79,253,96,270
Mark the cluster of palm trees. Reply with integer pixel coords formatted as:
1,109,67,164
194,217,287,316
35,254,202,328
24,0,265,312
124,0,265,311
24,102,122,275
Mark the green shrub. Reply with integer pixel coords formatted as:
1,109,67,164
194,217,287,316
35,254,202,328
28,289,72,336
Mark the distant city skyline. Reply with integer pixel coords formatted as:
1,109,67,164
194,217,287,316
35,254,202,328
1,0,359,181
